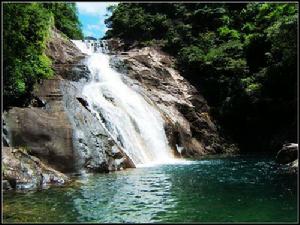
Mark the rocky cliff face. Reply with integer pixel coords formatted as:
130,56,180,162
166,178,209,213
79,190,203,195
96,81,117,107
3,27,83,173
110,46,236,157
3,29,133,191
3,31,236,190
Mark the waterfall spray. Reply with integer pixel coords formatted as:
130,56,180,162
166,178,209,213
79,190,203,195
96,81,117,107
72,40,178,167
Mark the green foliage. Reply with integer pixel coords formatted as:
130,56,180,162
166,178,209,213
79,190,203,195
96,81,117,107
218,26,240,39
42,3,83,39
3,3,83,108
3,3,54,106
179,46,205,65
106,3,298,152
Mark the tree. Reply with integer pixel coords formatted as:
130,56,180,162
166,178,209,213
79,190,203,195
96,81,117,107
42,3,84,39
104,3,298,152
3,3,54,107
3,3,84,108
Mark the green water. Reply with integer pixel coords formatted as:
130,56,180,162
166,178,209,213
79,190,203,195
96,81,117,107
3,155,298,223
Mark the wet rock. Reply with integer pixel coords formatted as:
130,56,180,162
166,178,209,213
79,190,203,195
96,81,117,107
2,119,10,147
111,145,123,159
56,62,91,82
30,96,47,107
3,180,12,190
2,138,9,147
287,159,298,173
276,143,298,164
116,47,237,157
61,80,135,173
76,97,89,109
105,38,125,53
2,147,69,191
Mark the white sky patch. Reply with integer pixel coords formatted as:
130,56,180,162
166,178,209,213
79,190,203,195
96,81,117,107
87,24,102,30
77,2,118,16
83,30,94,37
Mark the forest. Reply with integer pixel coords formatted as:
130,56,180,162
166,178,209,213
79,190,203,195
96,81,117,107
3,2,298,153
104,3,298,152
3,3,83,108
2,2,298,223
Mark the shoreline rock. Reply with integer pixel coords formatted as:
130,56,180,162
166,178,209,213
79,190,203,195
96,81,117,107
2,147,70,191
276,143,298,164
275,143,298,174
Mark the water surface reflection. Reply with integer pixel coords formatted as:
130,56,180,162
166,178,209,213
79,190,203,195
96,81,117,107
3,155,297,223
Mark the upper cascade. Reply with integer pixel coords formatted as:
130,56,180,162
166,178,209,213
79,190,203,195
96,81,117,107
72,40,109,55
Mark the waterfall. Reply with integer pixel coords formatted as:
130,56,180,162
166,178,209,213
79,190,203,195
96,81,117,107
72,40,177,167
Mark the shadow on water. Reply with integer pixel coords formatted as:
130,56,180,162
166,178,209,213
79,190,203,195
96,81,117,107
3,155,298,223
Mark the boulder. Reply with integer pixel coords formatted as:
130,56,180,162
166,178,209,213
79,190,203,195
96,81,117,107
276,143,298,164
288,159,298,173
2,147,69,190
3,78,75,172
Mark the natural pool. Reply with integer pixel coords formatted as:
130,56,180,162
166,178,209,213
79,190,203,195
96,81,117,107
3,155,298,223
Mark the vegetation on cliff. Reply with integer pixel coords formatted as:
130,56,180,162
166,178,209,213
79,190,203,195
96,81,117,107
3,3,83,108
104,3,298,152
42,3,83,40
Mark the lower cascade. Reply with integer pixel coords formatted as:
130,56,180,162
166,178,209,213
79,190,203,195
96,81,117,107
72,40,176,167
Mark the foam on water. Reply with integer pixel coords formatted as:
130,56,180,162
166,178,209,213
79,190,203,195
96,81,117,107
72,40,93,55
135,159,197,168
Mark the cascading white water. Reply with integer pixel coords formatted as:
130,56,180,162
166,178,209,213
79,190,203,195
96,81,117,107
72,40,178,167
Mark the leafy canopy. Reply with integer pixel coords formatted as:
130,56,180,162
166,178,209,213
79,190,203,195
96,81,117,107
3,3,83,107
105,3,298,152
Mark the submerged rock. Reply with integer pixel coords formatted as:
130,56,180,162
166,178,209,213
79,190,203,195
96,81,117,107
2,147,69,191
275,143,298,174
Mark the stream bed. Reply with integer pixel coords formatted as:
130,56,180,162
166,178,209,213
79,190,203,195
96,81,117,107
3,155,298,223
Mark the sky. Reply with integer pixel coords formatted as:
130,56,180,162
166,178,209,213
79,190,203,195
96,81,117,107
76,2,118,39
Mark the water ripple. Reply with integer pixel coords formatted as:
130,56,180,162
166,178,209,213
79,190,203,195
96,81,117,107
3,155,297,223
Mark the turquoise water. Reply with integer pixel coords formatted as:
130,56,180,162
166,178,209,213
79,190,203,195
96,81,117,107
3,155,298,223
